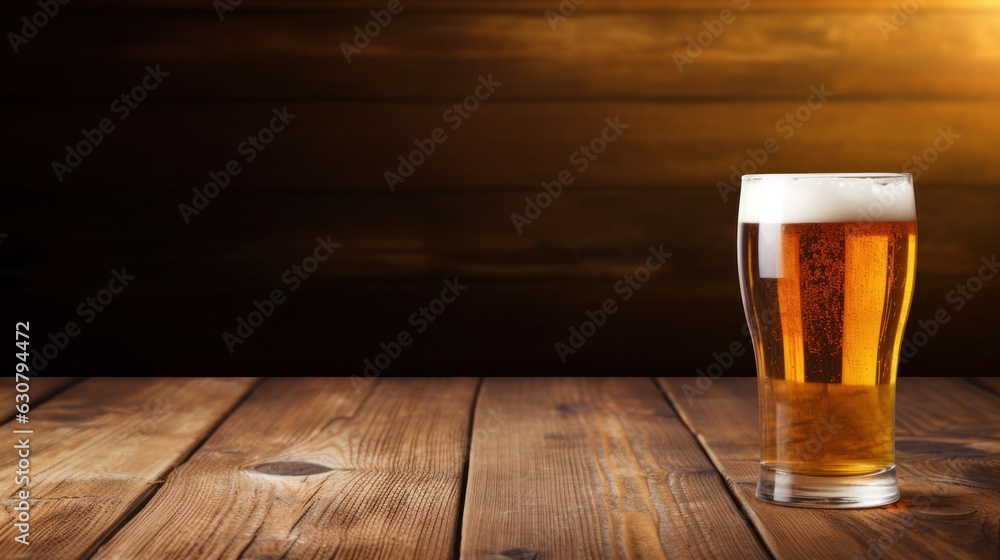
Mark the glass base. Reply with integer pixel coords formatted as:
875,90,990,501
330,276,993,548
756,464,899,508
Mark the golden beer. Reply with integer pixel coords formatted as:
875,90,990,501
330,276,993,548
738,174,916,507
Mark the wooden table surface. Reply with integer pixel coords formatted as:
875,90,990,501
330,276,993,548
0,377,996,559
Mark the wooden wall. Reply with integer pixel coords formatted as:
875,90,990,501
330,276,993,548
3,1,999,376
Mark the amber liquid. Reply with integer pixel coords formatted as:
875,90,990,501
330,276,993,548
739,221,916,476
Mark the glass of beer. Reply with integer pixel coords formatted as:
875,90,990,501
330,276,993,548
738,173,916,508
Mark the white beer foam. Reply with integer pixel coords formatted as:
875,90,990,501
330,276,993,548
739,173,915,224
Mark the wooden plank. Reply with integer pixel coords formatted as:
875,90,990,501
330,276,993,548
5,274,997,378
970,378,1000,398
0,377,79,423
0,278,781,378
19,0,1000,11
0,188,725,282
0,377,257,559
3,101,997,190
4,178,997,379
658,377,1000,559
7,13,1000,100
94,378,478,559
460,377,768,559
3,183,996,379
3,185,996,283
3,179,997,379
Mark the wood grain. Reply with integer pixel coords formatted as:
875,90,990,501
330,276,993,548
7,273,997,378
658,377,1000,559
7,13,1000,100
0,377,79,423
3,185,997,282
94,377,478,559
4,101,996,190
4,180,997,379
3,183,997,377
5,0,999,380
460,377,768,559
0,377,257,560
969,378,1000,398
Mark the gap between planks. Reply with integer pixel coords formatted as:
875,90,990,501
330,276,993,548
658,377,1000,559
459,377,770,559
453,378,485,560
652,377,776,560
85,377,268,559
0,377,260,560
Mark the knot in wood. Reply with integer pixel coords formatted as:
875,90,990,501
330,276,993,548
500,548,539,560
253,461,332,476
555,403,587,414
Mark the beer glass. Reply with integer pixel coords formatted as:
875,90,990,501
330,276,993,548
738,173,916,508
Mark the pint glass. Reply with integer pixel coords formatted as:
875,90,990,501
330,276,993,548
737,173,916,508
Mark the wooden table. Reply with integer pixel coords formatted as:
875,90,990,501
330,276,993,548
0,377,997,559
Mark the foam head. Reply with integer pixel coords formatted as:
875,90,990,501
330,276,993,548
738,173,915,223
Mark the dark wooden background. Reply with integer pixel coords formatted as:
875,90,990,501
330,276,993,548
2,0,999,376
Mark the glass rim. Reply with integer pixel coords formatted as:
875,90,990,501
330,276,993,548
743,173,912,181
